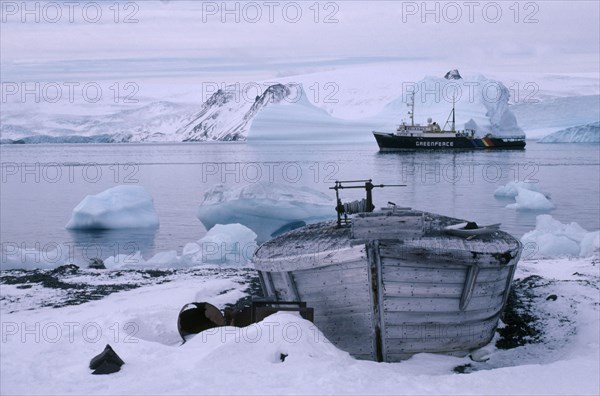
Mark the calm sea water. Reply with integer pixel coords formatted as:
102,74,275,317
1,141,598,264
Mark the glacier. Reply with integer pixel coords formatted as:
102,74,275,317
2,71,528,143
511,95,600,139
538,121,600,143
196,182,335,242
65,186,160,230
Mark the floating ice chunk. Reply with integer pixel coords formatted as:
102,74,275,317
66,186,160,230
103,251,146,269
197,182,334,242
101,223,257,269
521,215,600,258
184,224,258,265
494,181,539,198
505,186,554,211
146,250,180,267
495,181,552,211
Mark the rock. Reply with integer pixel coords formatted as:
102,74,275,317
444,69,462,80
89,344,125,375
51,264,79,276
88,258,106,270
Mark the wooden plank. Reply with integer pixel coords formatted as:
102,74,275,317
378,242,520,269
352,215,424,240
300,294,371,311
382,266,467,284
384,316,498,340
385,327,495,353
382,307,501,325
293,269,370,289
292,259,367,275
313,304,374,317
383,293,505,313
352,353,377,361
381,264,511,284
255,245,366,272
381,278,508,299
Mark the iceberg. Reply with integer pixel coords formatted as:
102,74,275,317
506,188,554,211
538,122,600,143
377,73,524,138
495,181,553,211
494,181,540,198
521,215,600,258
196,182,335,242
248,84,375,142
66,186,160,230
180,224,258,265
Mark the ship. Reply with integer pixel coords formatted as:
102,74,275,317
373,93,526,151
253,180,522,362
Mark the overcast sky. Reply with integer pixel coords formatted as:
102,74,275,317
1,0,599,82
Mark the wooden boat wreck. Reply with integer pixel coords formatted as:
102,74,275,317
253,180,522,362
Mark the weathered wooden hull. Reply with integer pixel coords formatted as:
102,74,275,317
253,211,521,362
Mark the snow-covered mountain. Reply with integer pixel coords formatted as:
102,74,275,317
538,122,600,143
175,83,298,141
7,70,600,144
0,101,195,143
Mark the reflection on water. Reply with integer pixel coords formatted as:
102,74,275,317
67,228,157,263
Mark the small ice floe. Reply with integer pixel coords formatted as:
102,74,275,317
103,223,258,269
521,214,600,258
495,181,553,211
66,185,160,230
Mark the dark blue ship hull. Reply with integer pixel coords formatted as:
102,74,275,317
373,132,526,151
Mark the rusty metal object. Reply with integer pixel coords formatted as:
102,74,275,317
177,302,226,343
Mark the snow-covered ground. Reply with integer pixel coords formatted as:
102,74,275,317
1,254,598,395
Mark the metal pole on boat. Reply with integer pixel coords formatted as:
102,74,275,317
330,180,407,226
452,95,456,132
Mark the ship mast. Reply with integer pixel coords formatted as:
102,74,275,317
443,95,456,132
451,95,455,132
407,92,415,126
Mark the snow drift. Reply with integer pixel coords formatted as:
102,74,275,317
196,182,334,242
65,186,160,230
